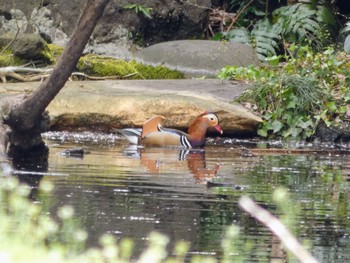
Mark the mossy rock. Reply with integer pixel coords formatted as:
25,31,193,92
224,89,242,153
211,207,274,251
48,45,184,79
0,33,53,63
76,54,184,79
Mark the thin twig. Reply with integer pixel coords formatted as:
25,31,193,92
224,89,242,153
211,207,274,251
225,0,254,32
122,72,139,78
238,196,319,263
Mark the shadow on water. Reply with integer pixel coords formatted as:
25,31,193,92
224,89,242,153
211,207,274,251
12,132,350,262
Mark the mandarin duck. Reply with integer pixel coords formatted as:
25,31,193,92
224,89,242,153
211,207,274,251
117,112,223,148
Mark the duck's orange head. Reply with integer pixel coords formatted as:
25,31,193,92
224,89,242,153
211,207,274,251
198,112,223,135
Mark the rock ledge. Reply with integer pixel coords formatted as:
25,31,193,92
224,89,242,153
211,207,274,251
0,79,262,136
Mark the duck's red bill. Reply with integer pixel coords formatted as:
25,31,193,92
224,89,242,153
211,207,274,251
214,125,223,135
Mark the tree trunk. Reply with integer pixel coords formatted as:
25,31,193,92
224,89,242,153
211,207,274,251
3,0,110,150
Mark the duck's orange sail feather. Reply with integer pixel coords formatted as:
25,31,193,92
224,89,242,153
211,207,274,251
141,115,165,139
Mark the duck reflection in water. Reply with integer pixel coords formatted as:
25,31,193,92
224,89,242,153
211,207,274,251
124,145,220,184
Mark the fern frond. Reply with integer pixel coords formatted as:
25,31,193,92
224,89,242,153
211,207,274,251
226,28,251,45
251,19,280,60
273,3,321,42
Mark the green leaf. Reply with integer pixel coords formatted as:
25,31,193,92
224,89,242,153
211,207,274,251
326,101,337,112
344,90,350,102
123,4,137,9
290,127,302,137
265,55,280,66
212,32,225,41
339,106,347,114
287,98,297,109
263,112,273,120
139,6,152,19
297,119,312,129
271,120,283,133
257,128,268,137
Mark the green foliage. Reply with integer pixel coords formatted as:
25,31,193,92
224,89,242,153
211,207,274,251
0,177,86,262
219,44,350,139
218,2,335,60
123,4,153,19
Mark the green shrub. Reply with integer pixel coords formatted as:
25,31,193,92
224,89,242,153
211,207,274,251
219,44,350,139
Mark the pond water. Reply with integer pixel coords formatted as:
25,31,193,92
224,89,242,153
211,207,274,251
15,132,350,262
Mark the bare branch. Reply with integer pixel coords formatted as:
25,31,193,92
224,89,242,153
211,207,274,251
238,196,319,263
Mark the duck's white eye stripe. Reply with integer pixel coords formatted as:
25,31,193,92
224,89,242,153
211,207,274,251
205,114,217,122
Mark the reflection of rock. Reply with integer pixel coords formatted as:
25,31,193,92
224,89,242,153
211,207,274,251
0,79,262,136
135,40,260,77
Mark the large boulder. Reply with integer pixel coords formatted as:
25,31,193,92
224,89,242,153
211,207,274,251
135,40,260,76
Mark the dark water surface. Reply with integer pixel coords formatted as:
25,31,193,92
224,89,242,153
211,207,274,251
20,132,350,262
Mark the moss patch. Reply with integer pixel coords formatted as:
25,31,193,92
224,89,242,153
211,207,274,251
77,55,136,77
39,45,54,63
47,44,64,63
130,60,184,79
76,54,184,79
0,50,24,67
